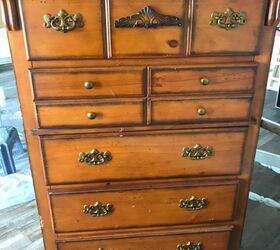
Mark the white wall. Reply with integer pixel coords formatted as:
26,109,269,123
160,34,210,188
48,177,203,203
0,28,11,58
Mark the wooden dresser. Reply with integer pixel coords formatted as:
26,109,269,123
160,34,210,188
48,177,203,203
1,0,279,249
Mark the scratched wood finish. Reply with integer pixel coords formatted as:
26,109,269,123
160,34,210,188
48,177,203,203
57,229,232,250
42,129,246,184
31,68,145,99
152,98,251,124
19,0,104,59
50,183,237,233
192,0,268,55
151,67,256,95
37,101,145,128
110,0,187,57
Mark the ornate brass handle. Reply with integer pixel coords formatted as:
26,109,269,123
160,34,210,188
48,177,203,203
84,81,95,89
210,8,246,30
87,112,97,120
197,108,207,116
182,144,213,160
177,242,203,250
83,201,113,217
179,196,208,211
44,9,84,33
115,6,183,28
79,149,112,166
200,77,209,86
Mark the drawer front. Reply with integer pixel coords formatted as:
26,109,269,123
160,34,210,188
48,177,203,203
151,67,256,95
42,129,246,184
37,101,145,128
20,0,103,59
31,68,145,99
50,183,238,232
110,0,186,57
152,98,251,124
57,230,232,250
191,0,267,55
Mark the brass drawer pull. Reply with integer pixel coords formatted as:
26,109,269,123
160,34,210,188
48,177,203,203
179,196,208,211
197,108,207,116
115,6,183,28
44,9,84,33
79,149,112,166
200,77,209,86
210,8,246,30
182,144,213,160
177,242,203,250
83,201,113,217
84,81,94,89
87,112,97,120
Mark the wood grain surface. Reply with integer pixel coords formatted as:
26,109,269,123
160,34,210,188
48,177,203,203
42,129,246,184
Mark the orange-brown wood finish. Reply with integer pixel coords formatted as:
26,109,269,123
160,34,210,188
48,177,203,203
57,228,232,250
151,97,251,124
36,101,145,128
50,182,237,233
31,68,145,99
2,0,278,249
110,0,187,57
191,0,267,55
19,0,104,59
151,67,256,95
42,129,246,184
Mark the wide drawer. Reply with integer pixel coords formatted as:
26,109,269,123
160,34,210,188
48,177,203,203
41,129,246,184
37,101,145,128
191,0,267,55
31,68,145,99
57,228,232,250
151,67,256,95
20,0,104,59
151,97,251,124
50,182,238,232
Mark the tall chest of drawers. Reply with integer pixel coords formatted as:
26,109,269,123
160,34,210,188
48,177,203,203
1,0,279,249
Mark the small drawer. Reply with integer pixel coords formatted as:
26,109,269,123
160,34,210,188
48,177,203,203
151,67,256,95
31,68,145,99
41,129,246,184
50,182,238,232
57,228,232,250
37,101,145,128
20,0,104,59
110,0,186,57
191,0,267,55
151,97,251,124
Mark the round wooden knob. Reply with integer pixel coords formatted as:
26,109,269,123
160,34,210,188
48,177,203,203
197,108,207,116
87,112,97,120
200,77,210,85
84,81,94,89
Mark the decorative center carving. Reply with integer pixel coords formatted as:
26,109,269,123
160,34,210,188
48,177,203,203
182,144,213,160
115,6,183,28
83,202,114,217
44,9,84,33
210,8,246,30
179,196,208,211
79,149,112,166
